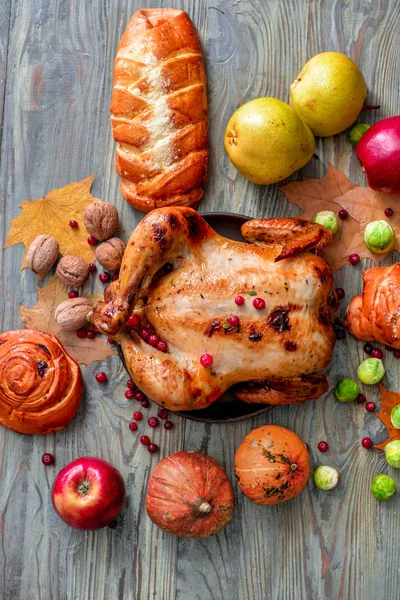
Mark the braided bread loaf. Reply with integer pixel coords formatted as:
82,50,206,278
111,9,208,212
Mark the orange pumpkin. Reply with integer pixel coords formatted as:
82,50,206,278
146,451,235,538
235,425,310,505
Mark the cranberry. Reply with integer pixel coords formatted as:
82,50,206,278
76,328,87,339
366,402,376,412
164,421,174,430
362,437,373,449
108,520,118,529
140,435,150,446
129,422,138,432
141,399,149,408
148,443,159,453
133,411,143,421
147,334,159,347
41,453,55,466
317,441,329,452
88,263,97,273
228,315,240,327
338,209,349,220
92,326,100,334
127,379,135,390
336,329,346,340
69,220,79,229
126,315,139,328
384,208,394,217
371,348,383,359
99,272,111,283
356,394,367,404
148,417,159,428
253,297,266,310
125,389,134,400
364,343,373,354
134,391,145,402
112,273,119,281
139,328,150,341
349,253,360,265
68,290,79,299
86,330,96,340
87,235,98,246
336,287,345,300
395,350,400,359
235,296,245,306
200,354,213,367
158,409,168,419
156,341,168,352
95,372,108,383
107,337,115,344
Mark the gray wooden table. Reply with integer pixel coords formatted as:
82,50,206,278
1,1,400,599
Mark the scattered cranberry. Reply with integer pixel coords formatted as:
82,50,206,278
200,353,213,367
108,520,118,529
228,315,240,327
129,422,138,432
349,253,360,265
69,220,78,229
133,411,143,421
126,315,139,328
86,330,96,340
108,337,115,344
68,290,79,299
148,417,159,428
317,441,329,452
99,272,111,283
148,334,159,347
362,437,373,449
366,402,376,413
87,235,98,246
141,399,149,408
336,329,345,340
95,372,108,383
235,296,245,306
88,263,97,273
336,287,345,300
76,328,87,339
164,421,174,430
134,391,145,402
356,394,367,404
127,379,135,390
92,326,100,334
364,343,373,354
148,443,159,454
395,350,400,359
139,328,150,341
158,409,168,419
125,390,134,400
253,297,266,310
384,208,394,217
157,341,168,352
371,348,383,359
140,435,150,446
42,453,55,466
338,209,349,220
112,273,119,281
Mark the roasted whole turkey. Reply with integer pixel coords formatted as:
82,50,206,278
90,207,337,411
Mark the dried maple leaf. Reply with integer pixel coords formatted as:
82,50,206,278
374,385,400,450
19,275,117,366
5,175,101,270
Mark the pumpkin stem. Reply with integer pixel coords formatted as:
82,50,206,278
290,463,298,472
192,501,212,518
199,502,212,514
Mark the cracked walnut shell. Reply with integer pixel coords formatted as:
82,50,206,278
55,297,92,331
95,238,126,271
26,234,59,275
56,256,89,287
83,202,119,241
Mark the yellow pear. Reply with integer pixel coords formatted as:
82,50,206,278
290,52,367,137
224,98,315,185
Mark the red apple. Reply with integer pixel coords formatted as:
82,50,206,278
51,457,125,530
356,115,400,194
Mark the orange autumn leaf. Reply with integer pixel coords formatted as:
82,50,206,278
19,275,117,365
5,175,101,270
279,163,400,272
374,384,400,450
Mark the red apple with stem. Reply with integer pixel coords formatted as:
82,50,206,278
51,457,125,529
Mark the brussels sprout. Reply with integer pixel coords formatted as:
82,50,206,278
371,474,396,500
313,211,339,234
357,358,385,385
349,123,371,146
391,405,400,429
364,220,395,254
385,440,400,468
314,466,339,491
334,378,360,402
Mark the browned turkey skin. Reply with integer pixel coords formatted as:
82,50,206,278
90,207,337,411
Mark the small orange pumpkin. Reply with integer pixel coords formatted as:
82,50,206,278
146,451,235,538
235,425,310,505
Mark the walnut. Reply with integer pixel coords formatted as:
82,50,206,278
56,256,89,287
26,234,59,275
83,202,119,241
95,238,126,271
55,297,92,331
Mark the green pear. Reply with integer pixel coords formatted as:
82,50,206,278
290,52,367,137
224,97,315,185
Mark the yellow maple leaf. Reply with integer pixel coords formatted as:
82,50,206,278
5,175,101,269
19,275,117,366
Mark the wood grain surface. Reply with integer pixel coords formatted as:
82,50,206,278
0,1,399,599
